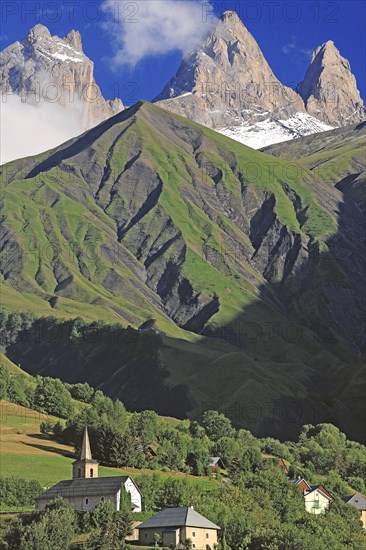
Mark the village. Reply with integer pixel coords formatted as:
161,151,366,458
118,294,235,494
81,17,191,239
1,364,365,549
32,426,366,549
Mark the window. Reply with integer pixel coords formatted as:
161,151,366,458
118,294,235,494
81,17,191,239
206,533,210,539
192,545,196,549
78,468,81,478
192,531,196,537
90,468,94,478
85,498,89,505
101,497,104,502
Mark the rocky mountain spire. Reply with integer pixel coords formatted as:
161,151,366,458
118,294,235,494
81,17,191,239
0,24,123,131
155,10,304,118
297,40,365,126
66,29,83,51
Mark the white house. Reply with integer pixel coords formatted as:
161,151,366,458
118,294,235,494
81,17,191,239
303,485,334,514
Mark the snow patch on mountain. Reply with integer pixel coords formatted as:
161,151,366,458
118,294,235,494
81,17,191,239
52,52,84,63
218,112,333,149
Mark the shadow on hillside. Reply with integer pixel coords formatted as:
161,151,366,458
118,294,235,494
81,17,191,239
5,167,366,443
199,169,366,442
21,441,75,458
26,433,55,442
186,169,364,442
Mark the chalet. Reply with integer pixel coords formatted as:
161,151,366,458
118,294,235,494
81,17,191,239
138,506,220,549
36,426,142,513
209,457,225,476
343,492,366,529
288,478,333,514
303,485,334,515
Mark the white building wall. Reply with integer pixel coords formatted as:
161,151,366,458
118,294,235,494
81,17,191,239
124,477,142,512
304,490,330,514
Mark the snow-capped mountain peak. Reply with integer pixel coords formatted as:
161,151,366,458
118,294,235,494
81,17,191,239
154,11,364,148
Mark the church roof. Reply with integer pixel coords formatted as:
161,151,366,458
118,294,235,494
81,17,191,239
35,476,135,500
139,507,220,530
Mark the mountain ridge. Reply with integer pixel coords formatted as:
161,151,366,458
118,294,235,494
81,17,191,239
0,23,124,122
1,100,365,439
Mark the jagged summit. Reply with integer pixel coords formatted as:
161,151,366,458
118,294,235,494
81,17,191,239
297,41,365,126
154,10,365,146
219,9,247,30
154,10,288,103
26,24,82,53
27,23,51,41
221,10,240,21
65,29,83,50
0,24,123,112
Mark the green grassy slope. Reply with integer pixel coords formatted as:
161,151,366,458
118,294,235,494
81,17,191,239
1,101,338,330
261,121,366,187
1,102,365,441
0,400,216,494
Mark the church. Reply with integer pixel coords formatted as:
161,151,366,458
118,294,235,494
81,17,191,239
36,426,142,513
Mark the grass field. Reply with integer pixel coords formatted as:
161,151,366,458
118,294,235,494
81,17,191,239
0,401,217,498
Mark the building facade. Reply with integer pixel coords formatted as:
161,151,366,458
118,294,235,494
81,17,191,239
138,506,220,549
303,485,333,514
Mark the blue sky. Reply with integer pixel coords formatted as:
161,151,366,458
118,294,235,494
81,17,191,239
1,0,365,105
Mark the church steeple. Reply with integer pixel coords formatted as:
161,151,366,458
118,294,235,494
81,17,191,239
80,425,92,461
72,425,99,480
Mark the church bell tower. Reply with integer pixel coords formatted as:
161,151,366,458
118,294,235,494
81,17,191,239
72,425,99,479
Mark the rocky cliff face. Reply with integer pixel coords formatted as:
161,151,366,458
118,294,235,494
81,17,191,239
1,100,364,351
155,11,304,129
0,24,123,133
297,41,365,126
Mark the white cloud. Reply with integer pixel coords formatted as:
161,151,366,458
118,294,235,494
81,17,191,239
103,0,217,67
282,36,313,64
0,95,86,165
282,37,296,55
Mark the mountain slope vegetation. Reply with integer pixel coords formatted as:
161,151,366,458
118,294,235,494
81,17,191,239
0,357,365,549
1,102,365,441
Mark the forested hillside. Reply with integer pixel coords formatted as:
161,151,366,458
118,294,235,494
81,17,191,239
1,357,365,549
